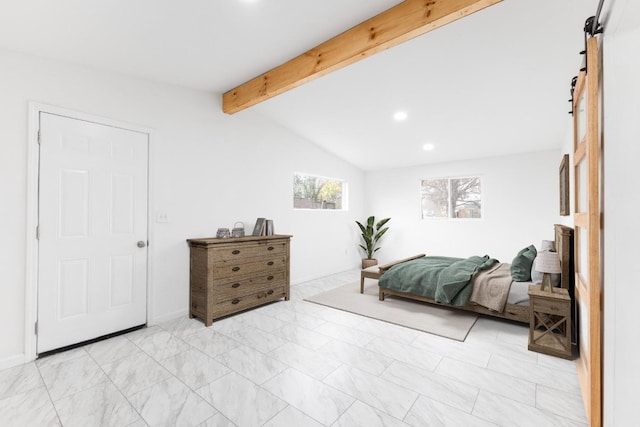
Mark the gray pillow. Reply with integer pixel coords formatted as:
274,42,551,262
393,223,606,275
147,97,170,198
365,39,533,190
510,245,537,282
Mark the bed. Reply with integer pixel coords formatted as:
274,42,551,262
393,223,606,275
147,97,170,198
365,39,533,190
365,224,574,324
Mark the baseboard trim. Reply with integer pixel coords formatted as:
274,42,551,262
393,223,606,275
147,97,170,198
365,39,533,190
0,353,28,371
149,308,188,325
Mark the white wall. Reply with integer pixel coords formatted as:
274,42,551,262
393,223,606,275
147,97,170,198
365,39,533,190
0,49,364,367
364,150,562,264
601,11,640,426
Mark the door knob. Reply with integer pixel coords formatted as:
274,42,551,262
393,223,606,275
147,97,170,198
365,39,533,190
137,241,146,248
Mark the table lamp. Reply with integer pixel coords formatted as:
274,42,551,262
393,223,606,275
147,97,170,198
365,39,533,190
540,240,555,252
536,251,561,292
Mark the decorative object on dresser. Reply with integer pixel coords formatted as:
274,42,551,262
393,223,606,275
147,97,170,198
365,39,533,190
186,234,292,326
355,215,390,269
216,227,230,238
252,218,266,236
528,284,572,359
251,217,275,236
231,221,245,238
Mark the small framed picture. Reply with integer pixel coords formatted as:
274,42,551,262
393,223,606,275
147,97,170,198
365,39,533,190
559,154,570,216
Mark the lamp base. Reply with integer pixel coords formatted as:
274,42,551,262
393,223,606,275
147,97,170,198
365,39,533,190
540,273,555,293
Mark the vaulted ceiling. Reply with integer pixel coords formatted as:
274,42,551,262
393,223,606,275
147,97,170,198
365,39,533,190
0,0,596,170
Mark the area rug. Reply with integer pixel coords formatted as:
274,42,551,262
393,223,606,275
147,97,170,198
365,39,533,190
304,282,478,341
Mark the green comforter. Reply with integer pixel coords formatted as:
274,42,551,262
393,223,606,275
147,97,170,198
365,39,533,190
378,255,499,306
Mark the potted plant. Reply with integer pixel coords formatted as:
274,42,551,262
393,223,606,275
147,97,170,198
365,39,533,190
356,216,390,269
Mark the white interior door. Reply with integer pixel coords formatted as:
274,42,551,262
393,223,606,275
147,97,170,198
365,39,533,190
37,112,149,353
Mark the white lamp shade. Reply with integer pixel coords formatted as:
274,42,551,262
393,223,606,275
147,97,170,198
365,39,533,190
540,240,555,252
536,251,561,274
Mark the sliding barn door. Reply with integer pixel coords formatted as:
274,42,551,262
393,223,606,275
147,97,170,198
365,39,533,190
572,36,602,426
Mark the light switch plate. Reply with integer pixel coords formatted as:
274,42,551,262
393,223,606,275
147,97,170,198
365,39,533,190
156,212,169,223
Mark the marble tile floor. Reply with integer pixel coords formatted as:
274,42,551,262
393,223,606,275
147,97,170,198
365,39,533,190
0,270,588,426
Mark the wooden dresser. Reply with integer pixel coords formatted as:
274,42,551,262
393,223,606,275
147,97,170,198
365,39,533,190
186,234,292,326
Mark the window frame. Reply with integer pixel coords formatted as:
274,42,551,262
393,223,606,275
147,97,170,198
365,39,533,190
420,175,482,220
292,172,348,211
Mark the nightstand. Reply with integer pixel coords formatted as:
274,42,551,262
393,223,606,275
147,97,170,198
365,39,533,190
528,285,572,359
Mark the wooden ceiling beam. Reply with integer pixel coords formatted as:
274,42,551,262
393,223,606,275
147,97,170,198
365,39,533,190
223,0,501,114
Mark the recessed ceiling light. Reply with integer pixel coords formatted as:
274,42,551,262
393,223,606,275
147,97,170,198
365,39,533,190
393,111,407,121
423,143,435,151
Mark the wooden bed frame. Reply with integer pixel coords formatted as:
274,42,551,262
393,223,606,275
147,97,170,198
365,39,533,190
372,224,574,324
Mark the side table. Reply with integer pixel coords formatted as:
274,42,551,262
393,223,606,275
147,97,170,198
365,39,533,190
528,285,572,359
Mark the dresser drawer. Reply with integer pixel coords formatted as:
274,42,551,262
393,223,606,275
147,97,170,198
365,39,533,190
213,271,286,297
214,284,286,318
531,296,570,316
211,241,287,262
212,256,286,277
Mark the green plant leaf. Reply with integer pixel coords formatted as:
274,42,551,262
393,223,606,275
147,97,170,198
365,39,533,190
367,216,375,228
376,218,391,229
373,227,389,242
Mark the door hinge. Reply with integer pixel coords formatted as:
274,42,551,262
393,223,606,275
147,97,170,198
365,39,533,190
35,321,38,335
36,226,40,240
37,130,41,144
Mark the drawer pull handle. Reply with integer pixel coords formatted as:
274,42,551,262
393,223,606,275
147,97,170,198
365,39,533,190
232,250,240,255
267,246,274,251
267,289,274,295
231,298,240,305
232,283,240,288
232,267,240,272
267,261,274,266
267,275,274,281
